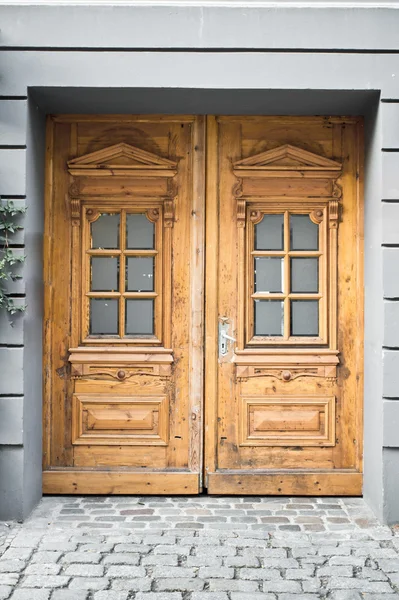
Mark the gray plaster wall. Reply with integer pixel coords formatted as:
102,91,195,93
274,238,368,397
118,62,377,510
1,2,399,523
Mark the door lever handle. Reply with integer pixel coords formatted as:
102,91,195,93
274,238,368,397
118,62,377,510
221,331,236,342
219,320,236,357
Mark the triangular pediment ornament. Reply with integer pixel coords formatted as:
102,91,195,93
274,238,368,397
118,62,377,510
233,144,342,172
68,143,177,177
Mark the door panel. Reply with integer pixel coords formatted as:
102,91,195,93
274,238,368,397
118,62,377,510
43,115,205,494
205,116,363,495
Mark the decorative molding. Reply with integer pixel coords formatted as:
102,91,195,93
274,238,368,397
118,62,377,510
68,142,177,178
310,208,324,224
329,199,339,228
237,199,246,228
233,144,342,172
146,208,160,223
249,210,264,225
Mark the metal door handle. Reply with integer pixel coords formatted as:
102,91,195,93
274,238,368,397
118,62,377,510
221,331,236,342
219,320,236,357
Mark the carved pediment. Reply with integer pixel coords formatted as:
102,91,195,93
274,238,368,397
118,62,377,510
68,143,177,177
233,144,342,173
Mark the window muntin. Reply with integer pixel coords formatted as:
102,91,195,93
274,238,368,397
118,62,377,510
82,207,162,342
247,208,327,345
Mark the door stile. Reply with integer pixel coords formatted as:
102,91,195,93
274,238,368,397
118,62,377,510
204,115,219,486
189,116,206,484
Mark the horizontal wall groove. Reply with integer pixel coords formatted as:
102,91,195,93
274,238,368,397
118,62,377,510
382,148,399,152
383,397,399,401
382,244,399,248
0,344,24,349
0,96,27,100
0,145,26,151
383,346,399,351
384,297,399,301
4,244,25,249
382,199,399,203
0,444,23,449
0,394,24,398
0,196,26,201
381,99,399,103
1,46,399,54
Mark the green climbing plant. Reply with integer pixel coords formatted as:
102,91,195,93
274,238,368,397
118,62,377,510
0,199,26,315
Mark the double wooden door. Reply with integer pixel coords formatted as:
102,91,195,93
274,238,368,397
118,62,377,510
43,115,363,495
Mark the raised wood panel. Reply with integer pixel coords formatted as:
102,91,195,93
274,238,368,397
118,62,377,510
72,395,169,446
240,396,336,447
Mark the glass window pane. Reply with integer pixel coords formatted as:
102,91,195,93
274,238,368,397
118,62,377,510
291,300,319,336
127,213,155,249
125,299,154,335
90,299,119,335
91,213,120,249
254,300,283,336
126,257,154,292
290,258,318,293
255,214,284,250
254,257,283,293
91,257,119,292
290,214,319,251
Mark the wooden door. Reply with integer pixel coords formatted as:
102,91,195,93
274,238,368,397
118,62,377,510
43,115,205,494
205,116,363,495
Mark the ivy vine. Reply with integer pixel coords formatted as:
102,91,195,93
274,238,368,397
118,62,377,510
0,199,26,315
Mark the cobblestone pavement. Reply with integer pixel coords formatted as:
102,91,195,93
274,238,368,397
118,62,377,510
1,495,399,599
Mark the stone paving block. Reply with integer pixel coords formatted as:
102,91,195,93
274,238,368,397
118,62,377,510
135,594,183,600
111,578,152,591
102,553,140,565
151,566,198,578
154,578,205,592
208,580,259,592
142,554,178,566
105,565,146,577
62,552,102,564
20,575,70,588
1,549,32,562
0,587,12,600
30,551,62,564
51,591,89,600
328,578,394,593
198,567,234,579
154,546,191,555
0,575,18,586
186,556,223,568
64,564,104,577
0,561,26,574
224,556,259,567
230,595,276,600
328,593,362,600
68,577,109,590
261,580,302,592
191,594,229,600
93,593,129,600
240,568,281,580
114,544,151,553
24,564,61,575
10,591,51,600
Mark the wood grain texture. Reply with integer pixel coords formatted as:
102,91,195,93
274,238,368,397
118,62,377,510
44,116,202,494
207,116,363,494
207,472,362,496
43,471,199,495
